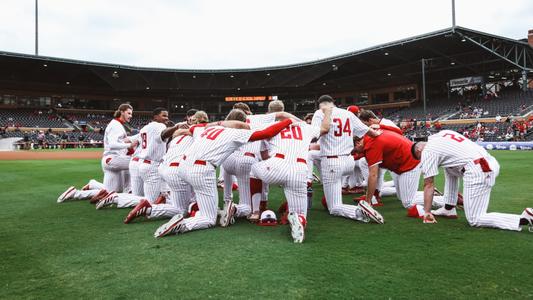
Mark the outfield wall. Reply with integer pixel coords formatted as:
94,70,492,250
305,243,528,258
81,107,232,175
477,141,533,150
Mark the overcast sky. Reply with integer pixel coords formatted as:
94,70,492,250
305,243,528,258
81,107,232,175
0,0,532,69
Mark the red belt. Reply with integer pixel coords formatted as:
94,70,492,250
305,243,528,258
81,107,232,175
474,157,492,172
143,159,151,164
274,153,306,164
194,160,207,165
326,155,338,159
244,152,255,158
169,162,180,167
132,157,139,162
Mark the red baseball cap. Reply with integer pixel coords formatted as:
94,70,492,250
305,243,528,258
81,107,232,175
347,105,360,114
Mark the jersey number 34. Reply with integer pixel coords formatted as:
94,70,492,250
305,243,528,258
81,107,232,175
333,118,351,137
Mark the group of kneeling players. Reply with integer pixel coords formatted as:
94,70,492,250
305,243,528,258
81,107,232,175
57,95,533,243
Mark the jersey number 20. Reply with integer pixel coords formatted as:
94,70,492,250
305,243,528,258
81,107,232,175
280,126,303,140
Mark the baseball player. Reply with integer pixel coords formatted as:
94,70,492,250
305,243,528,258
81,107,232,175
123,112,208,223
355,128,447,217
154,109,294,238
357,109,401,205
257,107,383,242
101,104,138,193
136,108,174,202
221,101,300,222
413,130,533,232
94,109,188,209
310,95,384,222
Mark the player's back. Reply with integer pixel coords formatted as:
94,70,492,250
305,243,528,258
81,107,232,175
239,114,275,154
163,134,194,163
312,107,367,156
425,130,490,168
267,123,320,160
364,130,418,173
138,121,167,162
184,126,252,167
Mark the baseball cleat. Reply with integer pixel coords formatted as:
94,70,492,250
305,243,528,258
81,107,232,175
90,189,109,204
248,212,261,223
217,180,224,189
124,199,152,224
287,212,306,243
520,208,533,232
358,200,384,224
154,214,185,238
312,172,321,183
81,182,91,191
219,201,236,227
154,193,166,205
187,201,199,217
457,193,464,207
95,192,117,210
431,207,458,219
57,186,76,203
406,205,424,218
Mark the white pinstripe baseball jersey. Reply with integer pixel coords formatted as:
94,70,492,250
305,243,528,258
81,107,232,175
103,119,129,156
162,134,194,164
239,114,276,154
138,121,167,162
421,130,491,178
183,126,253,167
311,107,369,156
263,122,320,159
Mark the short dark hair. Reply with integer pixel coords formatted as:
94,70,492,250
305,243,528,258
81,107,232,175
233,102,251,113
317,95,334,104
153,107,167,116
186,109,198,117
358,110,378,122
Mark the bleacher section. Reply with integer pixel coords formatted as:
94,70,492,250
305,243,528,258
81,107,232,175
0,109,68,128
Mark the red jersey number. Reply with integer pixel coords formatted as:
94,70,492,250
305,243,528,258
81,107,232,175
280,126,303,140
442,133,465,143
333,118,351,137
140,132,147,149
201,128,224,140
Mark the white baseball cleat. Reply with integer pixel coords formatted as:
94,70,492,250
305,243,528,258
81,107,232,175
520,208,533,232
431,207,458,219
287,212,306,243
219,200,236,227
95,192,117,210
154,214,185,238
358,200,385,224
57,186,76,203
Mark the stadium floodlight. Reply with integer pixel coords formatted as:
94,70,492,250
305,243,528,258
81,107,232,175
384,52,389,56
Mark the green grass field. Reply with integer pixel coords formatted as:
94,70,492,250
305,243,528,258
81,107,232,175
1,151,532,299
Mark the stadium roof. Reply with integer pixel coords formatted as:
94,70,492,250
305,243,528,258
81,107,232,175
0,26,532,99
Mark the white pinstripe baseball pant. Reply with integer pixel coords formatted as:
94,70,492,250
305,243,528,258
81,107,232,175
320,155,368,221
307,150,322,182
222,153,259,217
138,161,162,203
392,166,422,208
177,163,218,232
462,156,521,231
251,157,309,217
101,155,131,192
153,162,193,219
128,158,143,196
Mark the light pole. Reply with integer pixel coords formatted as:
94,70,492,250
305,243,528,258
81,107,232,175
35,0,39,55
